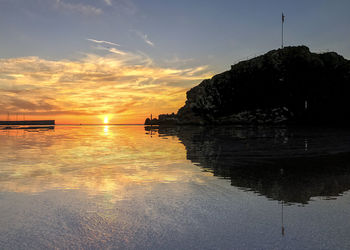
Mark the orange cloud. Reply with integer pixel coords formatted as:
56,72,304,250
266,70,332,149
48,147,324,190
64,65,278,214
0,49,213,124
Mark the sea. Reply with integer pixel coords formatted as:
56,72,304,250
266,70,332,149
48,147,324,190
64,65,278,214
1,125,350,249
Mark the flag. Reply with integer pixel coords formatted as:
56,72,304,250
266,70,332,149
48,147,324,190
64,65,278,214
282,13,285,23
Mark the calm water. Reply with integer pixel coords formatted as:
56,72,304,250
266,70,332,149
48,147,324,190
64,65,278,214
1,125,350,249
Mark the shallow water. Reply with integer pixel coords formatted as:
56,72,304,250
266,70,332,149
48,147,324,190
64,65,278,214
1,125,350,249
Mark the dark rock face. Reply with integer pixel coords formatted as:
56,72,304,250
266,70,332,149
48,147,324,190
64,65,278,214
144,113,177,126
176,46,350,125
144,117,158,125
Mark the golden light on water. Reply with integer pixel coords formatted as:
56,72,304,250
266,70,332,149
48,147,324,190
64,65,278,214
0,126,200,196
104,126,109,135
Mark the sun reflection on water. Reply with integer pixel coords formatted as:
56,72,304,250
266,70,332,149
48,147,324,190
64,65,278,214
103,125,109,135
0,126,201,200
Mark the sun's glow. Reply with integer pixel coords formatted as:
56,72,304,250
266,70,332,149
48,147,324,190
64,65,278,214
103,116,109,124
0,50,213,124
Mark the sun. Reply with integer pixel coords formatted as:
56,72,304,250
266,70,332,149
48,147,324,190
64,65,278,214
103,116,109,124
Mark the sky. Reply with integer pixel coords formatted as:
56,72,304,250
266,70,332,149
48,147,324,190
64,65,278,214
0,0,349,124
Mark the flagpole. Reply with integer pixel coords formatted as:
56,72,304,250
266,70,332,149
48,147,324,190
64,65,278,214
282,13,284,48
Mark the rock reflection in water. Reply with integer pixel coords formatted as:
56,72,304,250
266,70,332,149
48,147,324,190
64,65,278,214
146,125,350,204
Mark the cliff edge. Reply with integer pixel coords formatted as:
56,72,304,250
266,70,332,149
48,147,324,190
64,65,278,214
146,46,350,125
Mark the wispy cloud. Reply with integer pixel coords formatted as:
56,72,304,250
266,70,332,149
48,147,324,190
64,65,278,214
55,0,102,15
87,38,120,47
133,30,155,47
104,0,113,6
162,55,195,68
0,47,212,124
108,47,127,55
142,34,154,47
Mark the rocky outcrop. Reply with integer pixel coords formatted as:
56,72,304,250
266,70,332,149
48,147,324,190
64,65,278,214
144,113,177,126
144,117,158,125
149,46,350,125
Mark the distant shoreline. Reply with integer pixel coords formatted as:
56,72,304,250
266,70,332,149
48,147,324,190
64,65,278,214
54,124,144,126
0,120,55,126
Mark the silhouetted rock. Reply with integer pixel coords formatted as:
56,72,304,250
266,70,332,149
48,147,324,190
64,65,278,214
158,113,177,125
144,113,177,125
144,118,151,125
144,117,159,125
151,46,350,125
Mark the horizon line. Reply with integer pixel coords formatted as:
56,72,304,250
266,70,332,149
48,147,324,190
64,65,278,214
55,123,144,125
